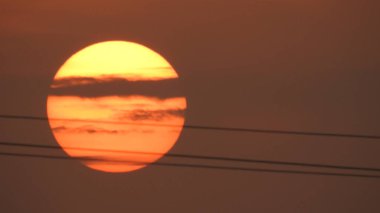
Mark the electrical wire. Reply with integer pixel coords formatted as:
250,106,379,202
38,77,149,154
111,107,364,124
0,151,380,179
1,140,380,173
1,114,379,139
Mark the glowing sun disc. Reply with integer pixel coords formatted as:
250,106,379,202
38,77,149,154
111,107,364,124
47,41,187,173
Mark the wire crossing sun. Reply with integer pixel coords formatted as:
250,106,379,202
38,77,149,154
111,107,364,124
47,41,187,173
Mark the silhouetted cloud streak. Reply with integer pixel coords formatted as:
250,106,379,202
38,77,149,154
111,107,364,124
52,125,121,134
116,109,185,122
49,77,184,99
51,125,156,134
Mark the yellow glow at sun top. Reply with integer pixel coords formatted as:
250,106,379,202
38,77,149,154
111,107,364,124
55,41,178,81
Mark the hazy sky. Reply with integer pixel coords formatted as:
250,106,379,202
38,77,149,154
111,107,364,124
1,1,380,212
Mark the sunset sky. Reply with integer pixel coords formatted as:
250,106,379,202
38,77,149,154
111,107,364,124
1,1,380,212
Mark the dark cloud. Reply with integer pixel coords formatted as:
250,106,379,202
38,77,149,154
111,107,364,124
52,125,121,134
51,125,156,134
49,77,184,99
116,109,185,122
51,77,102,88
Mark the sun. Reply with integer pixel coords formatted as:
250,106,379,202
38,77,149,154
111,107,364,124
47,41,187,173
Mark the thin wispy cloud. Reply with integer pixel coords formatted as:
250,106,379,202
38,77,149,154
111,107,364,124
52,125,122,134
49,77,184,99
51,125,157,134
116,109,185,122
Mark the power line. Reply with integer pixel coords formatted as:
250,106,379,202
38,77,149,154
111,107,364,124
1,140,380,173
1,114,380,140
0,151,379,179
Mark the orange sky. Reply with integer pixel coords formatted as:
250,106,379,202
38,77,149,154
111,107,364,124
1,1,379,212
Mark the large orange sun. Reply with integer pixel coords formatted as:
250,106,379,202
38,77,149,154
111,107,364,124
47,41,186,173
